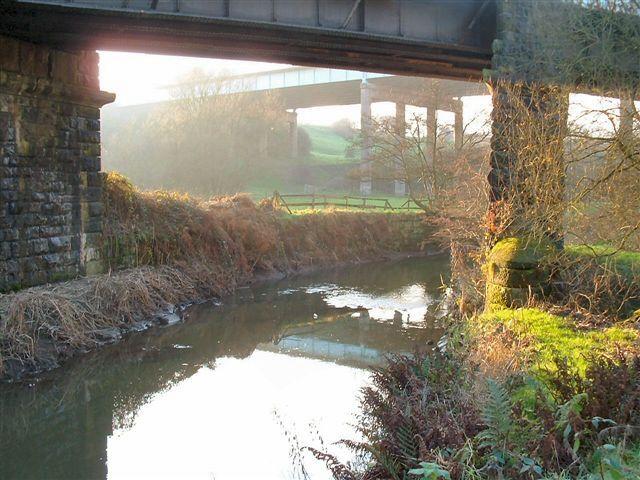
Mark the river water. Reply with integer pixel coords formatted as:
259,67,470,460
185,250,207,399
0,255,449,480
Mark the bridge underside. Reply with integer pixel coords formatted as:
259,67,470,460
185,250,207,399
254,76,486,110
1,0,495,80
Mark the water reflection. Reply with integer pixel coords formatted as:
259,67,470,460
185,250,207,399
0,255,449,480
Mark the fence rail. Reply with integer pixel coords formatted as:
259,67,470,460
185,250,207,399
271,191,424,213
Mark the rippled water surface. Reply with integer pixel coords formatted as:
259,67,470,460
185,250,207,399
0,255,449,480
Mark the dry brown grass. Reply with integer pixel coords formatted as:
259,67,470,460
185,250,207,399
0,173,429,378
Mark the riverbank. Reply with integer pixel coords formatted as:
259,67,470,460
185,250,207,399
0,173,438,381
313,247,640,479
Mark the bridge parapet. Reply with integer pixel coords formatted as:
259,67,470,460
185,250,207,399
0,35,114,291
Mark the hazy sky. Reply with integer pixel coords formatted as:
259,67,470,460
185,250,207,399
98,51,491,128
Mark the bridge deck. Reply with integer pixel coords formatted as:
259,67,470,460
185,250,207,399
2,0,497,79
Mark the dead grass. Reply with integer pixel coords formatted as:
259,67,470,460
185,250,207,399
0,173,430,378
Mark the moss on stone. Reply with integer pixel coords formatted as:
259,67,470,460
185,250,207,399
488,262,547,288
485,282,532,310
488,237,555,269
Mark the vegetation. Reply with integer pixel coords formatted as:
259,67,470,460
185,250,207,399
102,73,363,200
0,173,430,379
102,69,293,196
303,125,354,165
311,1,640,478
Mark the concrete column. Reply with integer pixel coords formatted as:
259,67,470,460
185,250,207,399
453,100,464,153
360,81,373,196
0,35,114,291
394,102,407,195
395,102,406,136
287,110,298,159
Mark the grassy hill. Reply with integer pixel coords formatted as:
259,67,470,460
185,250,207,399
302,125,356,165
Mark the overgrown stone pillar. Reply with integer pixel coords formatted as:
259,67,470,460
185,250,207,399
485,81,569,309
0,35,114,291
484,0,571,309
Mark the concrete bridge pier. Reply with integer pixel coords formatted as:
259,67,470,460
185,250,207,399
394,102,407,196
359,81,373,196
453,100,464,153
426,103,437,164
620,94,636,140
0,35,114,292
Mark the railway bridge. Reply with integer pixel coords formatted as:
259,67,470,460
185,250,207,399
0,0,636,292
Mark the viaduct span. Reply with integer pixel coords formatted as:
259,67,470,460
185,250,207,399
173,66,485,193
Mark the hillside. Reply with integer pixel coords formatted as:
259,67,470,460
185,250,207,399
302,125,356,165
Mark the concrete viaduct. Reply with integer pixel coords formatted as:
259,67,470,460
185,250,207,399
0,0,634,292
170,65,485,193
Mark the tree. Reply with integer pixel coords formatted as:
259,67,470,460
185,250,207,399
102,69,291,195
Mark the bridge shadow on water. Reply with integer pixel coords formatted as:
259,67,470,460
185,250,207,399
0,254,449,480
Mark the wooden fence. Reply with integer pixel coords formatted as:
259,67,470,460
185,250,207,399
271,191,424,213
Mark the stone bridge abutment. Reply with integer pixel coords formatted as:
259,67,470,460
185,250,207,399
0,35,114,291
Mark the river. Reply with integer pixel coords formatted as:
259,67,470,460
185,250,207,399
0,255,449,480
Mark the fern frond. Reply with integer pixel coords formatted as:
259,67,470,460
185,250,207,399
477,379,514,451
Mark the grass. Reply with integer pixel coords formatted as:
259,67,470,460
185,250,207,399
566,244,640,278
479,307,639,376
302,125,354,165
246,125,418,209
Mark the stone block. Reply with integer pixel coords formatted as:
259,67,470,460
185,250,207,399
488,237,554,270
488,263,548,288
88,202,103,217
49,236,71,252
485,282,533,310
43,253,62,267
28,238,49,255
51,50,78,85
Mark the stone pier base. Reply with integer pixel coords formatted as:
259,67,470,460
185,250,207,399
1,35,114,291
485,237,554,310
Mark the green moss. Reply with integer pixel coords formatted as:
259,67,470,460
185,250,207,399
489,237,555,268
485,283,531,309
480,307,639,375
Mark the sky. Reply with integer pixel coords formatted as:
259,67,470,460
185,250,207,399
98,51,492,128
98,51,630,134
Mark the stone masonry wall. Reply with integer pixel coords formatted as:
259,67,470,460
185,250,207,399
0,35,114,291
